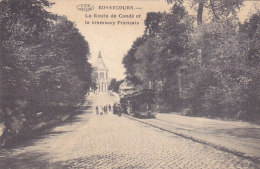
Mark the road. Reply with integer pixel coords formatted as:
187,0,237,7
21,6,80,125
0,92,259,168
127,112,260,160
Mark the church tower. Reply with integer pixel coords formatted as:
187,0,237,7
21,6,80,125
93,51,110,92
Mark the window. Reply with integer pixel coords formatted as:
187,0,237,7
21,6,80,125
94,72,98,78
100,72,104,78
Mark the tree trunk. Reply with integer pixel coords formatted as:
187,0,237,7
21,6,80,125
210,0,220,21
197,2,204,25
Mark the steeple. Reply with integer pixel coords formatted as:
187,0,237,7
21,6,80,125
94,51,108,71
98,51,102,58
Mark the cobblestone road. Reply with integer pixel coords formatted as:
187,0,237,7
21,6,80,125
131,113,260,159
0,93,259,168
65,111,258,169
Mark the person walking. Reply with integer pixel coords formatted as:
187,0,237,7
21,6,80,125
100,106,103,115
113,103,117,114
104,105,107,114
108,104,111,112
96,106,99,115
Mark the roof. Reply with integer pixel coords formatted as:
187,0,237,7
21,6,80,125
94,51,108,71
119,80,135,90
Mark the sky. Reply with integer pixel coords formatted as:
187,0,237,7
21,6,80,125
48,0,259,80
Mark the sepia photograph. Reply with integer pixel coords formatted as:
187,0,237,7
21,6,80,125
0,0,260,168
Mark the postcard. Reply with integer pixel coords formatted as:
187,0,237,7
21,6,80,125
0,0,259,168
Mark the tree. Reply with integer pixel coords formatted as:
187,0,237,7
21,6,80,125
0,0,54,144
178,15,258,120
165,0,244,25
108,78,124,93
240,11,260,66
122,4,192,109
239,12,260,119
122,0,260,122
123,36,147,85
0,0,92,146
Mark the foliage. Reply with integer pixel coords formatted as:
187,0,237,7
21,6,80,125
0,0,92,145
123,4,192,109
239,11,260,118
123,1,260,122
179,16,260,120
108,78,124,93
165,0,244,24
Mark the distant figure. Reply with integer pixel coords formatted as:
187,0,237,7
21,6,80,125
113,103,117,114
127,104,132,114
118,104,122,116
104,105,108,114
108,104,111,112
100,106,103,115
96,106,99,115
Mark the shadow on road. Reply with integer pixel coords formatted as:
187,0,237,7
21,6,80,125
0,151,66,169
0,101,93,169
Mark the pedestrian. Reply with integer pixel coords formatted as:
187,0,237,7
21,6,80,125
100,106,103,115
96,106,99,115
108,104,111,111
118,104,122,117
113,103,117,114
104,105,107,114
105,105,108,114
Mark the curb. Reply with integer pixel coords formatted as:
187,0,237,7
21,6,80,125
122,114,260,164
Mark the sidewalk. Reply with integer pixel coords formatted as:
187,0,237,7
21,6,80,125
125,113,260,161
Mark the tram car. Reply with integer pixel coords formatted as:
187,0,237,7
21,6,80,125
120,89,157,118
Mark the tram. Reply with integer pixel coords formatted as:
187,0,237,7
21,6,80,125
120,89,157,118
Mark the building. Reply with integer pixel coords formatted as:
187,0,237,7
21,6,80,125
92,51,110,92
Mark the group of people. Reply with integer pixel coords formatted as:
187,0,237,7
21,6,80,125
95,103,125,117
95,104,112,115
